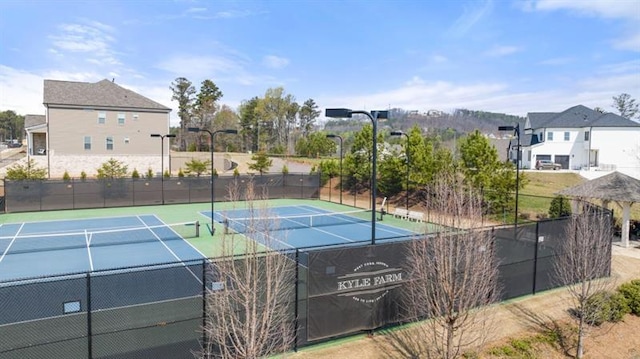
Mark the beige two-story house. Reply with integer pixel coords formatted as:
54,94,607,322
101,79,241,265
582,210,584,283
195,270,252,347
25,79,172,178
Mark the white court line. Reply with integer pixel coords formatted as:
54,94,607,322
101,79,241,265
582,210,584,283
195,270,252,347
149,214,208,259
300,205,411,237
223,215,295,250
137,216,203,285
0,223,25,264
85,229,94,272
281,217,355,243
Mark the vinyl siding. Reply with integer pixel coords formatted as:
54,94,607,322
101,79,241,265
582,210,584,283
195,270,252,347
47,107,170,156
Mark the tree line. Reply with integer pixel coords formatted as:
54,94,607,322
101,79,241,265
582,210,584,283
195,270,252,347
170,78,321,155
317,124,524,217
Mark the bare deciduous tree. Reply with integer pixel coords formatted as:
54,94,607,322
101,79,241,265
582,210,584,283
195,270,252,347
200,179,296,358
388,172,499,358
553,203,613,359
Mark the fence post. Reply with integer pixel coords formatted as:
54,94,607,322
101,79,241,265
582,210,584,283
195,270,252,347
201,258,208,354
71,177,75,210
532,221,540,295
294,249,299,352
86,272,92,359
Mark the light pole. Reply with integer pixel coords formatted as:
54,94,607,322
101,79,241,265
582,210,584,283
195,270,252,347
390,131,410,212
325,109,388,245
150,133,176,205
188,127,238,235
498,123,521,225
326,134,343,205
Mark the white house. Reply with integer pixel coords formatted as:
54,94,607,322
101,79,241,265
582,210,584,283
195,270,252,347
507,105,640,178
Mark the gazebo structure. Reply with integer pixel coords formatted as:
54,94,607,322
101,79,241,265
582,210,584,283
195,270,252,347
558,171,640,248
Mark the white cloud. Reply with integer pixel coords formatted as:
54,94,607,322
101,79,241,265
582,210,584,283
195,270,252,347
0,66,112,115
526,0,640,52
484,45,521,57
613,31,640,52
212,10,255,19
532,0,639,20
320,66,640,118
48,21,121,65
597,59,640,74
156,55,241,76
0,66,45,115
539,57,574,66
155,52,286,88
448,0,494,37
263,55,290,69
185,7,207,14
431,54,448,63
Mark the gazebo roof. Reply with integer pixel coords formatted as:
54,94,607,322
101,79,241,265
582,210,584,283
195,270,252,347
557,171,640,203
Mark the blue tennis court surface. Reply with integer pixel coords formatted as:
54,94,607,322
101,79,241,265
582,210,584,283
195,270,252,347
0,215,204,282
209,204,417,250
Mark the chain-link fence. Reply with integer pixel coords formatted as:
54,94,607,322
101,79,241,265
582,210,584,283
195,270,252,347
2,173,320,213
0,206,613,358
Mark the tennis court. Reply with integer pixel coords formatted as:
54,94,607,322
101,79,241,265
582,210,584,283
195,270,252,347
210,204,418,250
0,215,204,281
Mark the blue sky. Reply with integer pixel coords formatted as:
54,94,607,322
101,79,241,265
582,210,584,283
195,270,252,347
1,0,638,125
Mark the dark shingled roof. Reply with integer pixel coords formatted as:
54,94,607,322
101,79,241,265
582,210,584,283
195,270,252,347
43,79,171,112
528,105,640,129
557,171,640,203
25,114,46,128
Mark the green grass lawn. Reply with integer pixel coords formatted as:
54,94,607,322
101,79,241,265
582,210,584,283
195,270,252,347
517,171,639,221
520,171,585,197
517,171,585,218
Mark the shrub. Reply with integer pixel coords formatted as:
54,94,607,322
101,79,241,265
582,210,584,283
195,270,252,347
178,168,185,178
583,291,630,326
617,280,640,315
549,195,571,218
96,158,128,179
282,164,289,175
62,171,71,182
80,171,87,181
163,170,170,178
146,168,154,179
5,159,47,180
132,168,140,179
233,167,240,177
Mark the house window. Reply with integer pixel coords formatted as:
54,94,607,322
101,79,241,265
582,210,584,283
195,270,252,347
106,136,114,150
124,137,130,144
84,136,91,150
584,131,590,141
564,132,570,141
98,112,106,124
547,132,553,141
118,113,125,125
133,113,139,120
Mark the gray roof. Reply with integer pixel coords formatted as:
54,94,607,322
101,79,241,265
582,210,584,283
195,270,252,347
43,79,171,112
557,171,640,203
528,105,640,129
25,114,45,128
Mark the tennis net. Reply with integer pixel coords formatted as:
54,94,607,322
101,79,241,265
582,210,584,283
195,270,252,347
219,209,371,234
0,221,200,255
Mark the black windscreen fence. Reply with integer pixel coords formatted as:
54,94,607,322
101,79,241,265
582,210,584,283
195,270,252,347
4,174,320,213
0,208,613,358
0,261,205,359
304,241,409,342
